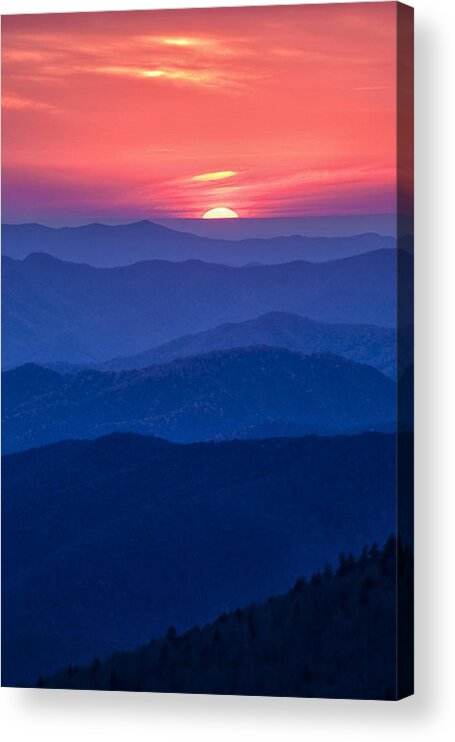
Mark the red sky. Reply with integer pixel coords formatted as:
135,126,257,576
2,3,401,222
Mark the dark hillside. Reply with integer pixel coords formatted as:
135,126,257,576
40,536,413,700
2,432,405,686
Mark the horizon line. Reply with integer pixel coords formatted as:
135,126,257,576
3,212,400,225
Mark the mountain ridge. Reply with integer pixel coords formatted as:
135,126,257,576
2,347,396,453
1,220,404,268
93,310,408,378
2,248,411,368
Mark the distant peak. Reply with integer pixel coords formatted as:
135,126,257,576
23,252,66,265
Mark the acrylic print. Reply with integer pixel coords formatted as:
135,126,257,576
1,2,414,699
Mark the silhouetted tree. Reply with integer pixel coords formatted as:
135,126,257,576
166,625,177,641
323,564,333,580
39,537,413,701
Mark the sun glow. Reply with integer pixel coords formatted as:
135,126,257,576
202,207,239,219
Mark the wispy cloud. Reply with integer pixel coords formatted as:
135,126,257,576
141,34,245,56
190,171,238,182
2,48,54,63
3,30,256,90
353,85,391,91
1,92,56,111
94,64,224,86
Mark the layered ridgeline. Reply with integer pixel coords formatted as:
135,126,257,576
2,348,396,453
2,249,413,368
97,311,412,379
39,536,414,700
2,432,406,687
1,221,402,268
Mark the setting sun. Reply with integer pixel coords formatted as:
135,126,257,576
202,207,239,219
